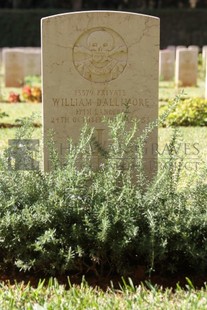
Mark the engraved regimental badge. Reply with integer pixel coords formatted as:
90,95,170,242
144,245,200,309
73,27,128,83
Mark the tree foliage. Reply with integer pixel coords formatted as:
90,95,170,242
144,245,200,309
1,0,207,9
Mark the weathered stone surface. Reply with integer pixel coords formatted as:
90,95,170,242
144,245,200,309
205,61,207,100
167,45,176,59
3,47,41,87
188,45,199,58
159,49,175,81
202,45,207,67
24,48,41,76
41,11,159,177
0,48,2,67
176,46,186,51
175,49,197,87
3,48,25,87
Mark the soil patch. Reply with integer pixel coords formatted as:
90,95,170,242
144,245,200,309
0,269,206,290
0,123,41,128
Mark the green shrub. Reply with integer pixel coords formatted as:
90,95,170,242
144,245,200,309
0,109,206,278
0,110,9,119
160,97,207,126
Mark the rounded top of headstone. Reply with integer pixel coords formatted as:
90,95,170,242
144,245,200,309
41,10,160,21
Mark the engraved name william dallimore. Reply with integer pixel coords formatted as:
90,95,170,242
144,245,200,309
73,27,128,83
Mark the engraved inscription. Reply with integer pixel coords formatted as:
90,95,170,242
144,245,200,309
51,115,151,124
52,97,150,107
51,89,152,125
73,27,128,83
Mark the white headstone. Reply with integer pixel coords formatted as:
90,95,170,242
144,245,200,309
0,48,2,67
3,48,25,87
202,45,207,67
175,46,187,63
41,11,160,177
159,49,175,81
205,61,207,100
24,49,41,76
176,45,186,51
188,45,199,58
167,45,176,59
167,45,176,51
175,49,197,87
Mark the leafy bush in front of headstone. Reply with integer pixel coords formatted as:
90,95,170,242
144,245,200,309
160,97,207,126
0,110,207,278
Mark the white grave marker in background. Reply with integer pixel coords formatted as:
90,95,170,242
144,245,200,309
3,48,25,87
24,49,41,77
175,49,197,87
202,45,207,68
159,49,175,81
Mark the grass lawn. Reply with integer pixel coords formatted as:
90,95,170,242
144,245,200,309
0,103,41,124
0,102,41,150
159,78,206,101
1,278,207,309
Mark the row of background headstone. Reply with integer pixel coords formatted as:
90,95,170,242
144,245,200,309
159,45,207,86
0,46,207,96
1,47,41,87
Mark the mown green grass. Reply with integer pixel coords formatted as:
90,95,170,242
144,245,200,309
0,103,41,124
0,102,41,150
0,278,207,309
159,78,206,101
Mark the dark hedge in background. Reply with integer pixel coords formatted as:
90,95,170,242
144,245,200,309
0,9,207,48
